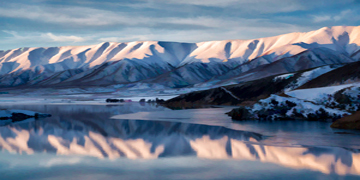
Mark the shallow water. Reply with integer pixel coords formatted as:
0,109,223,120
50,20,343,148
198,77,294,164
0,103,360,179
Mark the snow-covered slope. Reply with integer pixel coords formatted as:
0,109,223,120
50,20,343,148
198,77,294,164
1,26,360,88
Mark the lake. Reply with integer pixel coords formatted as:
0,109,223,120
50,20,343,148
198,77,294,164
0,102,360,180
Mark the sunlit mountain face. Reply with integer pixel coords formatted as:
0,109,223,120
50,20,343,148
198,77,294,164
0,103,359,178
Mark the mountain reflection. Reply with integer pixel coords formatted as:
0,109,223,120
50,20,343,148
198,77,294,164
0,116,359,176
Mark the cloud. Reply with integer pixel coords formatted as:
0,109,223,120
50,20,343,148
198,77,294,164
312,9,357,23
163,0,241,7
0,4,233,29
3,30,21,37
0,5,151,26
97,37,123,42
0,11,312,50
0,4,294,30
93,21,308,44
334,9,352,21
0,21,310,50
44,33,86,42
0,1,311,29
98,35,150,43
0,0,357,50
3,30,87,43
313,15,332,23
156,0,306,13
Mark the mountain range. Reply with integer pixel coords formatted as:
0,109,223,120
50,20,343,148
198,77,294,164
1,26,360,89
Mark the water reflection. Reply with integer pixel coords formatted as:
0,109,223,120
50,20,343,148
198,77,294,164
0,119,262,157
0,103,359,176
0,117,358,175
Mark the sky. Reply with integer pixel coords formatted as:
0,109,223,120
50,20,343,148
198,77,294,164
0,0,359,50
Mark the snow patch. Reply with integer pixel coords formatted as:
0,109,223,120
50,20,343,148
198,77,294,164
273,73,294,81
227,95,352,121
286,84,357,102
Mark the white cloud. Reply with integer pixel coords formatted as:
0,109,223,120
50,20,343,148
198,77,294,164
98,35,151,42
164,0,240,7
159,0,306,13
93,21,308,44
98,37,123,42
44,33,86,42
1,31,91,49
313,15,332,23
312,9,356,23
3,30,21,37
334,9,352,21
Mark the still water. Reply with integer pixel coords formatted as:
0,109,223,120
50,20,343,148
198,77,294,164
0,103,360,180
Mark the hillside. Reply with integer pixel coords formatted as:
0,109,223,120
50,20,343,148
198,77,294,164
164,64,344,108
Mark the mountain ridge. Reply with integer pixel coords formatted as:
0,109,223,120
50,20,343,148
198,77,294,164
1,26,360,88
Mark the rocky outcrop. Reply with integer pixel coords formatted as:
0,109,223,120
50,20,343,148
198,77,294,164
225,107,252,120
331,111,360,130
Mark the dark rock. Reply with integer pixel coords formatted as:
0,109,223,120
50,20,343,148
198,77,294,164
285,100,297,108
11,113,32,122
34,113,52,119
291,108,305,119
156,98,165,103
334,89,353,105
106,98,120,103
270,99,279,106
0,116,10,120
334,132,355,135
10,112,52,122
226,107,253,120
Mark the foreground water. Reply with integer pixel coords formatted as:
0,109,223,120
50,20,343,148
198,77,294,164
0,102,360,179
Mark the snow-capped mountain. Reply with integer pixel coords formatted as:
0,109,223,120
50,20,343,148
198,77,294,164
1,26,360,88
